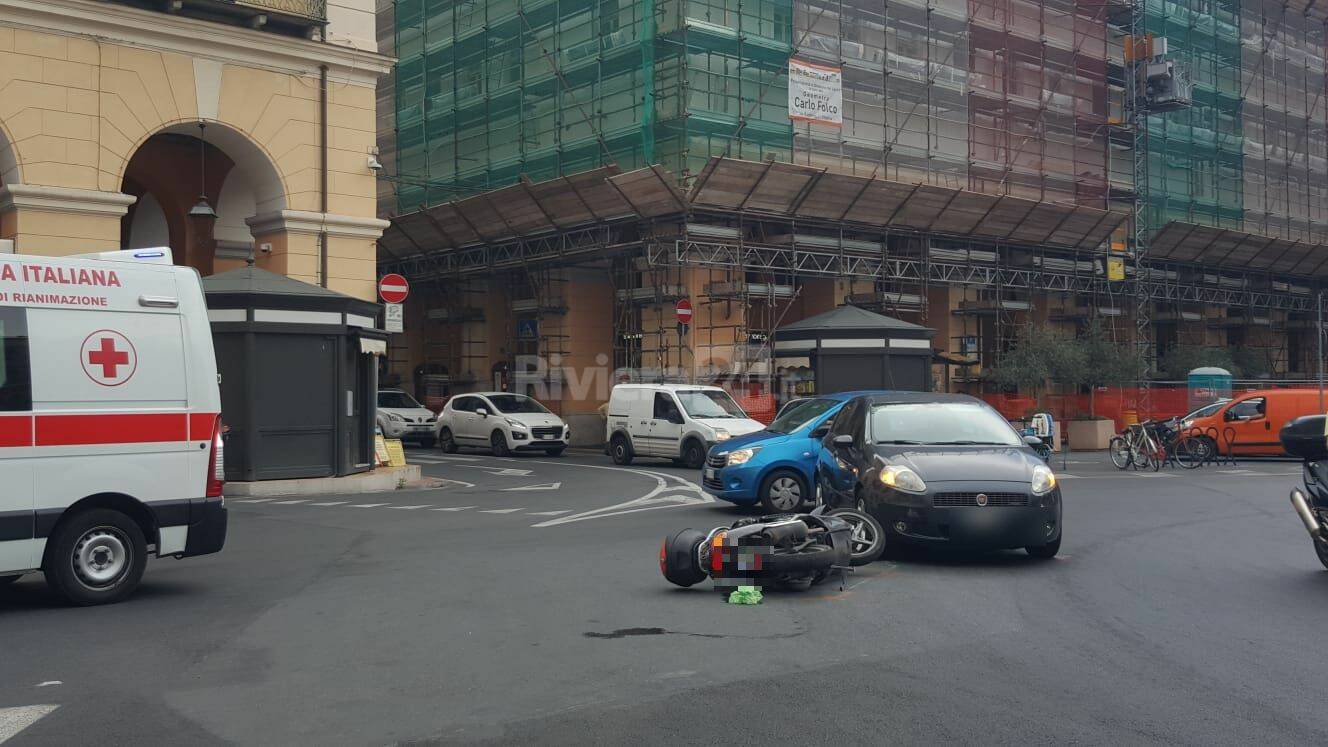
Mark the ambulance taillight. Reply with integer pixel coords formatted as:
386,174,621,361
206,416,225,498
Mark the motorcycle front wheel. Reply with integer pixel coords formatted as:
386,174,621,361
1315,538,1328,571
829,508,886,566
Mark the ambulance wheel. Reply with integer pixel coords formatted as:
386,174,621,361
44,509,147,606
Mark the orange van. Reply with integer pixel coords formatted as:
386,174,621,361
1184,389,1326,456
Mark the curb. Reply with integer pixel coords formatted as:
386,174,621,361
224,465,423,497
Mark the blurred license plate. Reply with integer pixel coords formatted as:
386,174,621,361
540,435,555,440
704,468,717,479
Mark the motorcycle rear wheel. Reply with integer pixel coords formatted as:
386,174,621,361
661,529,708,587
1315,538,1328,571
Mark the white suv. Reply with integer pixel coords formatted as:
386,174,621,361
377,389,438,447
436,392,569,456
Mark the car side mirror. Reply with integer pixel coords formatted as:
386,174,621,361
810,426,829,439
476,408,488,418
1023,434,1043,447
832,434,853,447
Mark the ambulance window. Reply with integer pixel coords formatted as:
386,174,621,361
0,308,30,412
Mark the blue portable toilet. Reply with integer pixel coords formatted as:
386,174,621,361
1187,367,1232,412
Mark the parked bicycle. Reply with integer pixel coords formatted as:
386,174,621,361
1109,418,1207,470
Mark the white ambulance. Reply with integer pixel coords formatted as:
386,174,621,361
0,248,226,605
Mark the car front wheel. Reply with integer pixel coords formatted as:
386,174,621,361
491,431,511,457
439,428,458,453
759,470,808,513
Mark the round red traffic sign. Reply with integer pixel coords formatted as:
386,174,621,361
675,298,693,324
379,274,410,304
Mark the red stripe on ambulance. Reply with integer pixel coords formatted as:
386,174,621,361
26,412,220,447
0,415,33,447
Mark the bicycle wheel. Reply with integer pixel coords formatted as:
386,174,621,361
1129,440,1151,469
1173,438,1203,469
1108,436,1131,469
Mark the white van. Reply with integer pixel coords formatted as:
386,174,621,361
604,383,766,468
0,248,226,605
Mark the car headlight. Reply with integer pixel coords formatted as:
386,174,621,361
506,419,528,430
726,447,761,466
879,465,927,494
387,412,405,422
714,429,731,441
1032,465,1057,495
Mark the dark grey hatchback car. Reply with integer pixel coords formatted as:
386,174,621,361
815,393,1062,557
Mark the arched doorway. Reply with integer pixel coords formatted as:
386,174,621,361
0,120,19,244
120,122,285,276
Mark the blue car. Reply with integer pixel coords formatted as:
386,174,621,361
702,391,884,512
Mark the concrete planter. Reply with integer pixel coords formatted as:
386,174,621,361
1068,418,1115,450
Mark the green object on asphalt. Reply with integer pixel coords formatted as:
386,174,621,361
728,586,762,605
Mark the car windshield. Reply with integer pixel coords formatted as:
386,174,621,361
378,391,422,409
767,398,837,434
675,390,747,419
870,402,1022,446
486,394,550,414
1185,400,1229,420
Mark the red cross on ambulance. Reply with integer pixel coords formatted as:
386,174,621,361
80,329,137,386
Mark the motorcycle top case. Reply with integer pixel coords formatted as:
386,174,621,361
1280,415,1328,461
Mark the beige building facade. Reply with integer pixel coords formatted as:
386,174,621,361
0,0,392,299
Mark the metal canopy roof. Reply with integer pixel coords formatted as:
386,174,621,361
688,158,1128,251
378,165,684,260
380,157,1129,261
1149,221,1328,276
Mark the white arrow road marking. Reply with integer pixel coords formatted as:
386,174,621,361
0,705,58,744
455,466,533,477
431,506,476,512
528,510,571,516
480,508,523,514
528,462,711,528
503,482,562,491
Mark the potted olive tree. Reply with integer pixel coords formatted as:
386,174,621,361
1069,319,1142,450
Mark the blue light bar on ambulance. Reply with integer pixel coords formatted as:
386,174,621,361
134,251,166,259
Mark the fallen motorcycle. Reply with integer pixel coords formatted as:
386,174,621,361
1282,414,1328,570
660,506,885,592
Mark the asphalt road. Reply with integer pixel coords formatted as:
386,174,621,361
2,449,1327,745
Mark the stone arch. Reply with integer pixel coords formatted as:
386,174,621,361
0,117,20,188
120,120,289,275
120,120,287,215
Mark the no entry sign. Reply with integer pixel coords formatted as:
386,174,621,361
675,298,693,324
379,274,410,304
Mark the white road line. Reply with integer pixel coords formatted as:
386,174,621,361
1056,474,1081,479
349,503,390,508
308,501,349,507
236,499,274,504
272,499,308,505
391,504,433,510
503,482,561,491
0,705,58,744
479,508,524,514
412,455,480,462
528,510,572,516
431,506,476,512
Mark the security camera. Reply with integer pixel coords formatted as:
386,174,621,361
367,155,383,172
